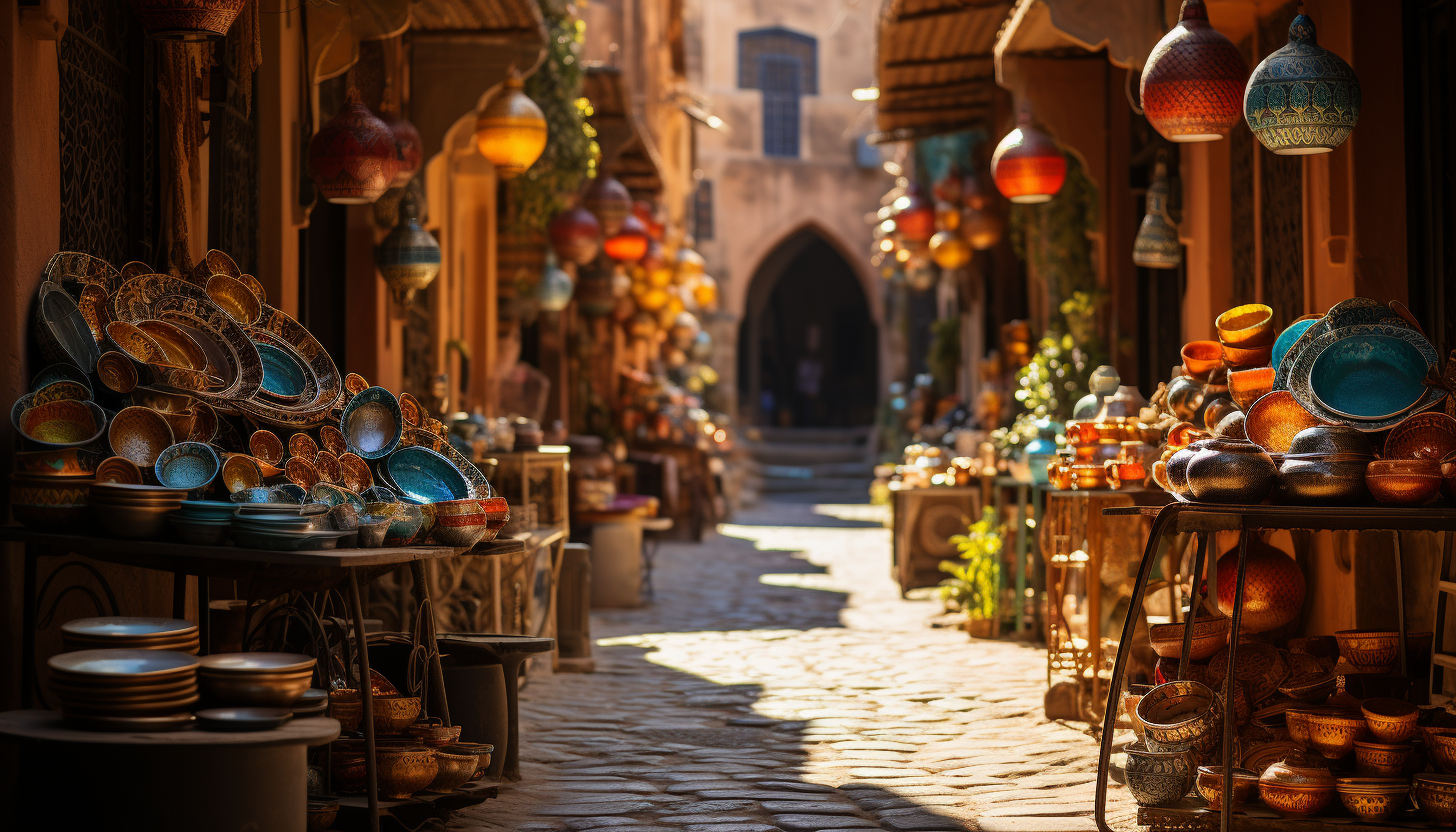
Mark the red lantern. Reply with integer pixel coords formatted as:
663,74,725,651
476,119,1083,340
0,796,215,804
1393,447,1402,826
932,166,964,205
1140,0,1247,142
1216,536,1305,633
309,89,398,205
632,200,666,241
548,206,603,265
894,183,936,243
603,214,650,263
379,112,423,187
582,176,632,236
991,110,1066,204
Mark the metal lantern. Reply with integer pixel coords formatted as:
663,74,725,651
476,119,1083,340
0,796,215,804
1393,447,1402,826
1133,157,1182,269
1141,0,1247,142
310,89,399,205
604,214,651,263
582,175,633,236
129,0,246,41
675,245,705,277
380,112,423,187
928,230,972,270
894,183,936,243
548,205,603,266
1245,10,1360,155
991,109,1066,204
376,210,441,311
537,254,575,312
474,74,548,179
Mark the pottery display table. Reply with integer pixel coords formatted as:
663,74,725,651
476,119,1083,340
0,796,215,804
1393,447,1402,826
0,710,339,832
1092,503,1456,832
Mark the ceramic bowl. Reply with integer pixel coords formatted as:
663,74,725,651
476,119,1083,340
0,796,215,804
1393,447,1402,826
1278,458,1370,504
477,496,510,540
1124,744,1196,807
33,378,92,406
95,456,144,485
105,320,168,364
135,320,208,371
249,430,284,465
1306,709,1367,759
19,399,103,448
1259,757,1335,818
313,450,342,484
1245,391,1331,453
342,387,403,460
376,746,437,800
367,501,425,546
206,274,262,326
1217,303,1275,346
1311,332,1431,420
361,485,399,504
15,447,102,477
1354,741,1414,777
1228,367,1275,411
311,482,363,510
1386,411,1456,460
10,473,91,529
328,698,363,733
1366,458,1442,505
1273,317,1320,372
1335,777,1411,821
428,499,491,548
1362,698,1419,743
425,748,475,792
1137,680,1223,761
1416,773,1456,824
1222,341,1274,369
108,406,175,467
372,694,423,735
1179,341,1223,379
256,344,308,401
1196,765,1258,810
221,455,264,494
441,742,493,780
387,446,471,504
154,441,220,492
96,350,139,393
1279,674,1336,704
197,669,314,708
1428,731,1456,774
1148,617,1227,661
307,799,339,832
1336,630,1400,670
320,425,347,457
356,515,391,547
238,273,266,303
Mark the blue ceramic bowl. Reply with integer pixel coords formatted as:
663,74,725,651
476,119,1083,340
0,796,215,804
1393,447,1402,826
1272,318,1317,376
1309,335,1431,421
386,446,470,504
366,502,424,546
311,482,365,511
154,441,221,491
255,343,308,401
273,483,308,504
360,484,399,503
341,387,402,460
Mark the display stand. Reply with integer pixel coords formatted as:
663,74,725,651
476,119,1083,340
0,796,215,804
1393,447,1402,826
890,485,981,595
1092,503,1456,832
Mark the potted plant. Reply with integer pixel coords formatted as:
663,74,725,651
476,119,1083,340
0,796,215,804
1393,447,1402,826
938,508,1004,638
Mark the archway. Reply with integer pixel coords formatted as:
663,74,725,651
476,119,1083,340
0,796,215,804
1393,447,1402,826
738,228,879,427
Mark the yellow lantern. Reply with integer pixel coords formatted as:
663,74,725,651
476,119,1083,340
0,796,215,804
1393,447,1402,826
675,245,705,278
929,230,972,269
658,294,685,327
647,263,674,289
692,274,718,311
639,287,670,312
935,201,961,232
475,74,547,179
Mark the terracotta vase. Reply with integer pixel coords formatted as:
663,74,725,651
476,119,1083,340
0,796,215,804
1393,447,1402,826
548,206,603,266
308,89,399,205
1186,437,1276,503
1140,0,1247,142
1216,535,1305,633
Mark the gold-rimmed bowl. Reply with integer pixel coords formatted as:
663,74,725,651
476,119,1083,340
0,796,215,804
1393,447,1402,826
1217,303,1275,347
1306,709,1367,759
1196,765,1259,810
376,746,437,800
1362,698,1419,743
206,274,263,326
426,749,477,793
1148,617,1227,661
1354,741,1413,778
1137,680,1223,762
372,695,423,735
1415,773,1456,824
1336,777,1411,821
1336,630,1400,671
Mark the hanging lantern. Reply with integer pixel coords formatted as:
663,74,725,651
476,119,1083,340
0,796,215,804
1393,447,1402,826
1133,157,1182,269
309,89,399,205
1140,0,1247,142
638,287,671,313
1245,10,1360,155
129,0,247,41
548,206,603,265
991,109,1066,204
604,214,651,263
893,183,936,243
474,74,547,178
693,275,719,312
375,210,441,312
380,112,423,187
632,200,666,240
690,329,713,362
962,208,1005,251
537,254,575,312
928,231,973,270
582,175,633,236
934,201,961,232
932,166,964,204
657,294,686,329
675,245,705,277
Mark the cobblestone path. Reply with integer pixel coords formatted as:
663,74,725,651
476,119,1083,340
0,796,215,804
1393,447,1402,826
455,495,1117,832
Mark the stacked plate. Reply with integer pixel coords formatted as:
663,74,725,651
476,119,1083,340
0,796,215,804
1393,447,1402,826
89,482,188,539
170,499,235,545
198,652,317,708
61,616,200,655
48,649,200,731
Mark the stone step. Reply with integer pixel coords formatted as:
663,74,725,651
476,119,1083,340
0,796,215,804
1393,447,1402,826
748,426,874,446
760,476,873,493
743,441,870,466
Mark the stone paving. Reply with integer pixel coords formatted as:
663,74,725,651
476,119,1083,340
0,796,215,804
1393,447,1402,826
455,494,1133,832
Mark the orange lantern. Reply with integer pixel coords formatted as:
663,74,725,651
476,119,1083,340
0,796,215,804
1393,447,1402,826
603,214,650,263
474,74,547,179
929,231,972,269
1140,0,1247,142
894,183,936,243
991,109,1066,204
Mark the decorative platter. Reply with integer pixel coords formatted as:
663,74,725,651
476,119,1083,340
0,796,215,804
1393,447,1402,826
1287,323,1444,432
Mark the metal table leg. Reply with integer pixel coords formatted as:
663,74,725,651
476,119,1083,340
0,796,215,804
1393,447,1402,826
1221,531,1251,832
21,544,37,708
1176,533,1209,681
346,567,380,832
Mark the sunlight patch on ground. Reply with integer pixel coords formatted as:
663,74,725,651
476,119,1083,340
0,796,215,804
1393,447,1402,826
813,502,890,525
758,572,847,593
716,523,817,551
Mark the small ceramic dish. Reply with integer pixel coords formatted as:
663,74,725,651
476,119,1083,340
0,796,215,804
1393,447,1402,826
19,399,103,447
1385,411,1456,460
1362,698,1419,743
95,456,145,485
1181,341,1223,380
249,430,285,465
1228,367,1275,411
1366,459,1441,505
96,350,139,393
1217,303,1274,346
221,454,264,494
1335,630,1400,670
154,441,221,491
108,406,175,467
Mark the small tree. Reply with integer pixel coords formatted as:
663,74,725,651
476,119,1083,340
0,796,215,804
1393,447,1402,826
938,508,1003,628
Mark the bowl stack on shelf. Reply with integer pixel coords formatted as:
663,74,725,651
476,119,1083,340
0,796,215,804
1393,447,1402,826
60,616,199,655
46,649,201,731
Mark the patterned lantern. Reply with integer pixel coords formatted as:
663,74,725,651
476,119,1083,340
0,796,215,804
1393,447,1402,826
991,110,1066,204
582,175,633,236
928,231,972,270
375,210,441,309
1244,11,1360,155
310,89,399,205
1133,157,1182,269
380,112,423,187
1216,536,1305,633
475,75,547,178
548,206,603,266
129,0,246,41
1140,0,1247,142
894,183,936,243
537,254,575,312
604,214,650,263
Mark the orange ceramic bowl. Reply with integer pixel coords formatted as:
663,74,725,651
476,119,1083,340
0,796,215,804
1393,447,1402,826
1385,412,1456,461
1217,303,1275,347
1181,341,1224,380
1222,341,1273,369
1367,459,1441,505
1245,391,1332,454
1229,367,1275,411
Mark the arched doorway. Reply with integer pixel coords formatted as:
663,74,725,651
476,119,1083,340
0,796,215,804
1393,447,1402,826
738,228,878,427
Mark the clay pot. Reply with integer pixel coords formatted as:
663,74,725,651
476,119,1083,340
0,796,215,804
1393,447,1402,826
1259,756,1336,817
1186,438,1276,503
1216,535,1305,633
1165,440,1212,499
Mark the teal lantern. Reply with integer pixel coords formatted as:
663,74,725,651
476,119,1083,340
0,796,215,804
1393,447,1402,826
537,253,575,312
1244,11,1360,155
376,204,440,311
1133,156,1181,269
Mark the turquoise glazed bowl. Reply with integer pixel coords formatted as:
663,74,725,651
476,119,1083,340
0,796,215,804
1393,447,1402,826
386,446,470,504
367,501,424,546
154,441,221,491
341,387,402,460
1272,318,1317,376
1310,335,1430,421
255,343,308,401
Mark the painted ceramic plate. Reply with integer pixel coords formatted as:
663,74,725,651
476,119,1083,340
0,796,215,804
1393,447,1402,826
1309,334,1431,420
255,343,309,402
232,304,341,427
198,653,315,674
154,441,221,490
1288,323,1444,432
61,617,197,638
342,387,403,459
49,649,199,679
386,446,471,504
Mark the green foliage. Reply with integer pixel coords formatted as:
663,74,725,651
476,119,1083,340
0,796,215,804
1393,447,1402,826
926,316,961,393
938,508,1003,622
1007,152,1099,317
505,0,600,234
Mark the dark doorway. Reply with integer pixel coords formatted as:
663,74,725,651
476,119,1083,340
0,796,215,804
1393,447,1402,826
738,229,878,427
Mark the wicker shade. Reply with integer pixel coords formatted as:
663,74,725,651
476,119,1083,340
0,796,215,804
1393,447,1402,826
1133,158,1182,269
1244,11,1360,155
475,75,547,178
1140,0,1247,142
991,111,1066,204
